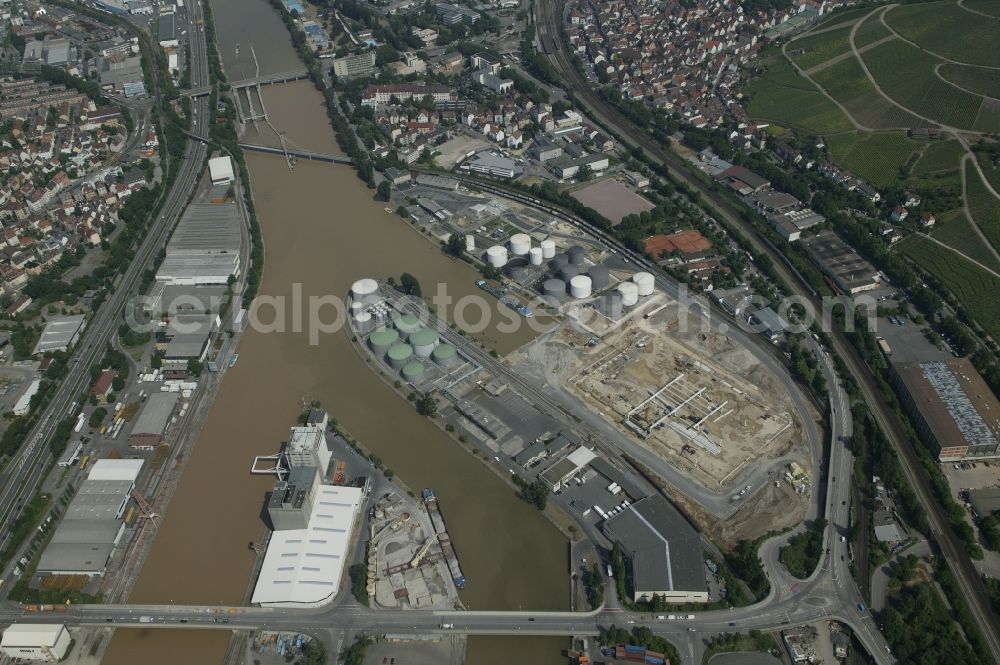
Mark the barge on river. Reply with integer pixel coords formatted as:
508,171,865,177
421,488,466,589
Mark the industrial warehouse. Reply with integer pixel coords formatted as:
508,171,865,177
37,459,143,576
155,202,242,286
127,392,180,449
32,315,86,355
891,358,1000,461
250,415,365,608
0,624,72,661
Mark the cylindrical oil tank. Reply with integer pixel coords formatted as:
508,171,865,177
633,271,655,296
410,328,439,358
560,264,580,281
505,256,530,281
542,278,566,298
432,343,459,368
568,245,585,265
509,233,531,256
369,328,399,356
486,245,508,268
351,277,379,304
570,275,593,299
387,343,413,369
540,239,556,259
355,311,374,334
402,361,426,382
465,234,476,252
550,253,569,270
618,281,639,307
392,312,422,340
597,291,623,318
588,265,610,290
529,247,544,266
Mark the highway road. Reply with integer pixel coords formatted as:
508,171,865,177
532,0,1000,659
0,0,211,579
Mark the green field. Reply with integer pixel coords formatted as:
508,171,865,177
814,5,885,28
931,208,1000,273
885,1,1000,67
978,152,1000,192
826,132,922,188
964,0,1000,17
912,139,964,177
745,57,853,133
862,39,984,130
810,56,925,129
967,160,1000,253
939,64,1000,99
788,26,854,70
896,235,1000,340
853,13,892,48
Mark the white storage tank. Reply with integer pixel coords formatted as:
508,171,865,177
487,245,508,268
633,272,655,296
393,313,422,340
387,343,413,369
355,311,374,334
540,239,556,259
529,247,544,265
618,281,639,307
570,275,593,299
351,278,379,304
350,301,364,318
370,328,400,356
465,234,476,252
509,233,531,256
410,328,440,358
432,343,459,368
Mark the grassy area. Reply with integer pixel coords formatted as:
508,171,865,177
896,234,1000,340
826,131,922,188
979,152,1000,192
885,0,1000,68
701,632,778,665
811,56,924,129
930,208,1000,273
788,25,854,70
939,64,1000,99
964,0,1000,17
966,160,1000,253
862,39,983,130
745,57,853,133
911,139,964,177
853,12,892,48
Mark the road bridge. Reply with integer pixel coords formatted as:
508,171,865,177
181,68,311,98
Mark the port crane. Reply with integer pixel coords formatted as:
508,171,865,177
409,538,436,567
130,489,158,526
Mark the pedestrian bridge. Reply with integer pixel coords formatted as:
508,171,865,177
238,143,353,165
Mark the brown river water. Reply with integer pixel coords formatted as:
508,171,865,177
100,1,569,662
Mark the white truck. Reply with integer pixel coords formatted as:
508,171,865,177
440,623,454,629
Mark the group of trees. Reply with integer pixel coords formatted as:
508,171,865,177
778,517,826,579
600,625,681,664
518,478,549,510
881,580,982,664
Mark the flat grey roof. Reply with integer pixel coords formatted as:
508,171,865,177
603,494,705,594
151,283,228,315
131,392,179,436
589,456,649,501
156,253,239,282
970,488,1000,516
33,315,86,354
158,12,176,41
167,203,241,255
164,336,208,359
66,479,133,521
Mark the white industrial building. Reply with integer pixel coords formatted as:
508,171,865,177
251,485,363,608
36,459,143,576
32,315,86,355
208,156,235,186
539,446,598,491
1,624,72,661
13,378,42,416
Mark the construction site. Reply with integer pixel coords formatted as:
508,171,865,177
365,491,462,611
519,294,806,493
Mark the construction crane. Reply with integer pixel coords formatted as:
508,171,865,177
409,538,435,567
371,514,406,543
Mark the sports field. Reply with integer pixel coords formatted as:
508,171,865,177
897,235,1000,341
570,179,654,225
826,132,922,188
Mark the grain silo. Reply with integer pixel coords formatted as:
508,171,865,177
487,245,508,268
570,275,593,299
588,265,610,290
387,343,413,369
402,361,426,383
369,328,399,356
618,281,639,307
633,272,655,296
432,343,459,368
540,239,556,259
509,233,531,256
410,328,440,358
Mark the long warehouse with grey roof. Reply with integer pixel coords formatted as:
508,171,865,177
602,494,708,603
156,203,242,285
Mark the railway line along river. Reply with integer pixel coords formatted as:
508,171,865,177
100,0,568,663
